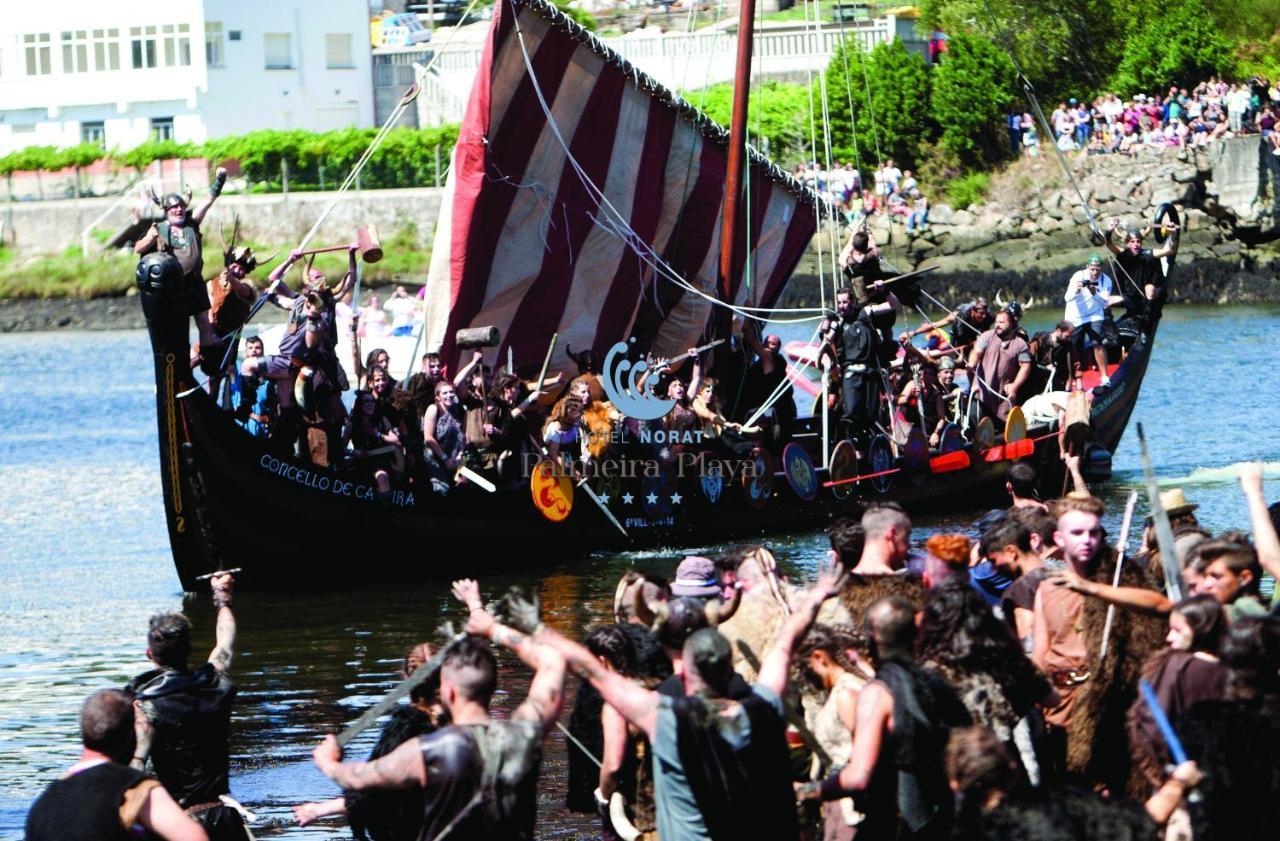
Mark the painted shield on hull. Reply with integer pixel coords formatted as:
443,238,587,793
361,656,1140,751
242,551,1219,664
743,447,776,509
829,440,858,500
939,423,965,454
531,459,573,522
1004,405,1027,444
974,417,996,453
903,427,930,484
782,443,818,501
697,453,727,508
868,434,895,494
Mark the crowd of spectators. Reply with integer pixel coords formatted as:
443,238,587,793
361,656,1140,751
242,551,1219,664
794,158,931,232
1011,75,1280,158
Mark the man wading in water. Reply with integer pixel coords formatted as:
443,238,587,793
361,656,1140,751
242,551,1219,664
127,573,245,840
309,580,566,841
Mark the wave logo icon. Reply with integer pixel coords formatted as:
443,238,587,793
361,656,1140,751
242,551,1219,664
600,340,675,421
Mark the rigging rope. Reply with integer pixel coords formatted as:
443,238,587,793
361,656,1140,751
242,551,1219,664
504,0,827,324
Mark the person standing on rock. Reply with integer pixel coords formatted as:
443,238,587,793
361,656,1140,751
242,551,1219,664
1104,217,1177,331
135,168,228,352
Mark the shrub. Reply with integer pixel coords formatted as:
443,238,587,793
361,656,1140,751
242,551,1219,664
946,171,989,209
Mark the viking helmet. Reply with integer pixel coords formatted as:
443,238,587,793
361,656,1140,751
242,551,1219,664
148,184,193,211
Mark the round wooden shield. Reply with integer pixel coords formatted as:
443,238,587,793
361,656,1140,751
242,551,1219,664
782,443,819,502
743,446,776,509
829,440,858,500
530,459,573,522
939,423,965,454
1004,405,1027,444
695,452,727,509
868,434,895,495
903,427,930,484
974,416,996,453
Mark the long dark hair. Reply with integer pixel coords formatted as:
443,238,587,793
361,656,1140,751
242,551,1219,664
797,624,872,688
1174,594,1227,654
918,578,1048,715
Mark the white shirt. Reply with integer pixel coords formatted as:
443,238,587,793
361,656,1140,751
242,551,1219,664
385,296,417,330
1063,269,1114,324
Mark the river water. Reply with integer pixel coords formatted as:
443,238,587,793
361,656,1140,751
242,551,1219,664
2,305,1278,838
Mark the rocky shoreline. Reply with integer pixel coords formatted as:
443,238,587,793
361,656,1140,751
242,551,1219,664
4,137,1278,332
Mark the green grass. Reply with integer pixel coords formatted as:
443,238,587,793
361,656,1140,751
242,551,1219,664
946,172,990,210
761,1,883,24
0,225,434,300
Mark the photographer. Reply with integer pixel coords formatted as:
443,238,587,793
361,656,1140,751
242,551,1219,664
1063,256,1123,386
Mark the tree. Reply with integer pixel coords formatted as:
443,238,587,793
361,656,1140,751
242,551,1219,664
823,38,932,168
930,33,1016,166
692,81,813,164
919,0,1126,103
1111,0,1235,96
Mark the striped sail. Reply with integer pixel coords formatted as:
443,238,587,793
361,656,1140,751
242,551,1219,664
424,0,820,374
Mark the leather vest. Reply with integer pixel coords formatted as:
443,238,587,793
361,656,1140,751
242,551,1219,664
129,664,236,806
156,221,203,279
26,762,149,841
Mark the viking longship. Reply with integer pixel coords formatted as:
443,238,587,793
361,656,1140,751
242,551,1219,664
138,0,1174,589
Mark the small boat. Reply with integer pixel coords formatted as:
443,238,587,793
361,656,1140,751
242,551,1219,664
138,0,1173,589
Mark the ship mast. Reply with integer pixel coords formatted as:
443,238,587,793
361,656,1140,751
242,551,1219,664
717,0,756,316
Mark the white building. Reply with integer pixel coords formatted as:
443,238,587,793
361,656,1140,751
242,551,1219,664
0,0,374,156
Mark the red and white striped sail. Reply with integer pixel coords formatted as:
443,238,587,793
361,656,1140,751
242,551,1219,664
423,0,820,374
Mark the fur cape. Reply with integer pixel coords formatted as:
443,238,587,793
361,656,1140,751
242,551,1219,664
1065,552,1169,797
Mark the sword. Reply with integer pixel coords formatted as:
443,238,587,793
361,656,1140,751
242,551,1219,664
1137,424,1184,602
577,478,628,537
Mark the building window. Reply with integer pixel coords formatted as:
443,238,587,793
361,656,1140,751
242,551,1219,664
162,23,191,67
325,33,354,69
150,117,175,142
81,121,106,147
229,30,242,41
24,33,52,76
205,21,224,67
264,33,292,69
131,25,158,69
61,30,90,73
92,29,120,71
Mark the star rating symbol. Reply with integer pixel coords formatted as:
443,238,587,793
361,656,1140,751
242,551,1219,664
597,493,610,505
622,492,635,505
645,492,659,505
670,492,683,505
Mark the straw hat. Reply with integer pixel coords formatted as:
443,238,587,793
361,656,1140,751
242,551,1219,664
1158,488,1198,518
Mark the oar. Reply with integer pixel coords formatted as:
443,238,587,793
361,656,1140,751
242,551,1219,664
1137,424,1184,601
1099,490,1140,660
194,567,242,581
335,632,465,748
929,450,970,473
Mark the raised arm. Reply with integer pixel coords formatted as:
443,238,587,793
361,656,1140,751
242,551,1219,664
1103,217,1124,257
1239,462,1280,581
756,554,846,698
453,351,483,389
452,579,565,735
188,168,227,227
207,573,236,673
134,224,160,255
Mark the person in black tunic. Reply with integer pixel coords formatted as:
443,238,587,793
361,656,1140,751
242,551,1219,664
739,324,795,448
821,285,899,455
311,580,566,841
126,572,245,841
1104,217,1178,333
26,688,207,841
